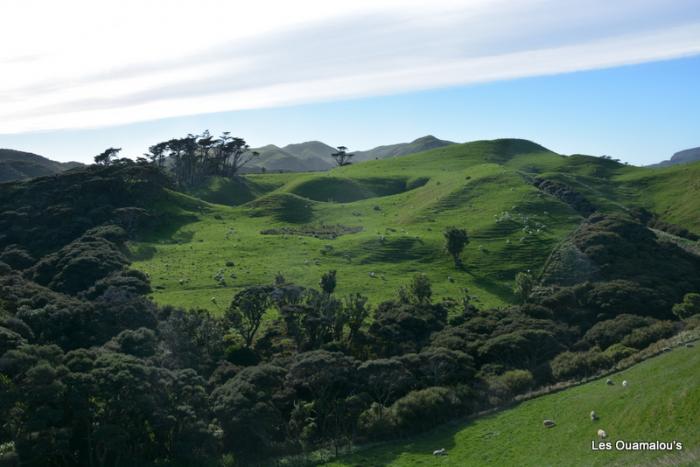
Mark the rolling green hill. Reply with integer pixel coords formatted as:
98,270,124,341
326,340,700,467
130,138,700,313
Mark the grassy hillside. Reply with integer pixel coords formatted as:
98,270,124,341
130,139,700,312
328,342,700,467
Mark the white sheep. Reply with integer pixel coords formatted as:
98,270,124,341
590,411,598,421
597,429,607,439
606,378,614,386
622,380,628,388
432,448,446,456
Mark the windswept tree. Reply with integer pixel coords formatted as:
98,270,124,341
94,147,121,166
443,227,469,268
145,142,168,168
330,146,354,167
146,131,259,187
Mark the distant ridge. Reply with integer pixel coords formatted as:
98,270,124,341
0,148,83,183
352,135,455,161
649,146,700,168
243,136,456,172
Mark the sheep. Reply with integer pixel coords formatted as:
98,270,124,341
543,419,556,428
622,380,628,388
597,429,607,439
606,378,614,386
432,448,446,456
590,411,598,421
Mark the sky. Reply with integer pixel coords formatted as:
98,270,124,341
1,0,699,165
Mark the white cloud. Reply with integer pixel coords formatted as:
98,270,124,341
1,0,699,133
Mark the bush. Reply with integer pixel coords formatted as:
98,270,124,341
487,369,534,403
672,293,700,320
551,348,612,381
621,321,676,349
603,343,636,362
389,386,461,434
580,314,655,350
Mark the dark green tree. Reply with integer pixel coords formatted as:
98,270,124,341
320,270,337,295
513,271,535,303
226,286,274,348
443,227,469,268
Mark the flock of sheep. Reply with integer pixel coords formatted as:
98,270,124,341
432,377,631,456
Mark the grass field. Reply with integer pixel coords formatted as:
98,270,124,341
129,139,700,313
326,342,700,467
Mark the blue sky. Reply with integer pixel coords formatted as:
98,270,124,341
1,0,699,165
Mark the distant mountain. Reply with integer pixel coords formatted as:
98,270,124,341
649,146,700,168
352,135,455,161
244,142,335,173
0,149,83,183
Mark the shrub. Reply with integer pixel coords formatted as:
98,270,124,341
621,321,676,349
551,348,612,381
389,386,461,434
580,314,655,350
487,369,535,403
672,293,700,320
603,343,636,362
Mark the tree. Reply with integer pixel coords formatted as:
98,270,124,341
672,293,700,320
94,147,121,166
408,273,432,304
226,286,274,348
330,146,354,167
320,270,337,295
145,142,168,167
513,271,535,302
443,227,469,268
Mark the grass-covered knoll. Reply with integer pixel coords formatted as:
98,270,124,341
328,342,700,467
130,138,700,312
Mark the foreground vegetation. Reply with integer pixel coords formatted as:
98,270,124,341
1,139,700,466
328,340,700,467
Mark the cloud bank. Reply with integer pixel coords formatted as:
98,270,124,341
2,0,700,133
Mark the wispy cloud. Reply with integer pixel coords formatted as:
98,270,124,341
1,0,699,133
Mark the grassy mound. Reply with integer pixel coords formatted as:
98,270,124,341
328,342,700,466
247,193,315,223
286,176,428,203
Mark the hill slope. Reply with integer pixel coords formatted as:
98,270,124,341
328,342,700,467
0,148,82,182
649,146,700,168
130,138,700,312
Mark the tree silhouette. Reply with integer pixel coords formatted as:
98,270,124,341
443,227,469,268
94,147,121,166
330,146,354,167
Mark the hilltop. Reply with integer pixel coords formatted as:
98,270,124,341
352,135,455,161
